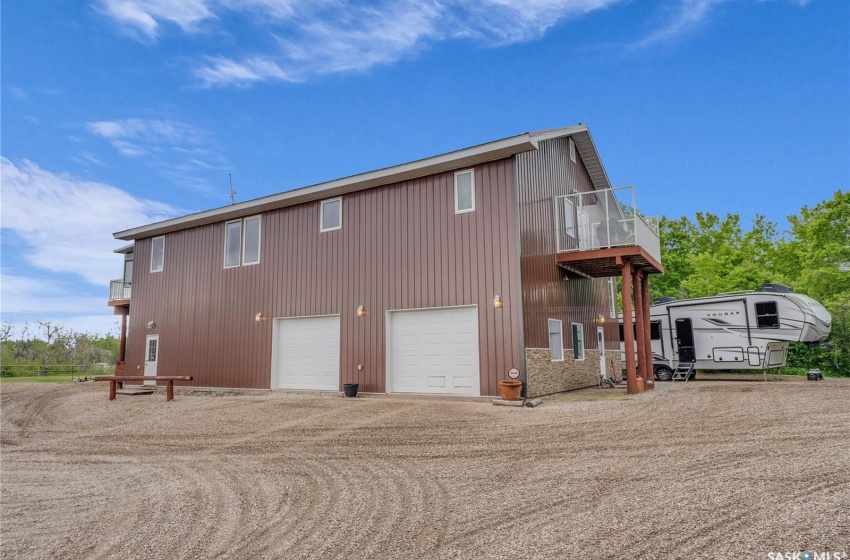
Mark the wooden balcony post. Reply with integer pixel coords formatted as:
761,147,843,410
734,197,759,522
621,259,638,394
641,271,654,384
119,313,127,363
633,267,648,385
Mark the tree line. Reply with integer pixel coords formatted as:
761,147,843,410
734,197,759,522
651,190,849,376
0,321,119,377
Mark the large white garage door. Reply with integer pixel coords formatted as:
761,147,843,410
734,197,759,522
276,315,340,391
389,306,480,396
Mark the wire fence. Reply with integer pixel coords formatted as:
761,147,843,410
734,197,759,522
0,363,115,378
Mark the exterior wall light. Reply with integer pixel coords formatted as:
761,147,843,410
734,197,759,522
255,313,267,322
357,305,366,317
147,321,155,329
596,315,606,324
493,295,503,309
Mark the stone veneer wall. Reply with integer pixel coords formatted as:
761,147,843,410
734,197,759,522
525,348,607,397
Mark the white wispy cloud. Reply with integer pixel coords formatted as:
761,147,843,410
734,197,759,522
0,156,177,286
0,273,107,314
86,118,207,156
85,118,227,192
95,0,815,85
94,0,214,41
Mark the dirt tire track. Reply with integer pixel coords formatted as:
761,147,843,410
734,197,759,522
2,378,849,559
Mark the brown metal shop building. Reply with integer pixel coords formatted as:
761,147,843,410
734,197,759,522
107,125,663,398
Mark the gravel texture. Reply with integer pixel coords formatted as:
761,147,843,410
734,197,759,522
1,377,848,559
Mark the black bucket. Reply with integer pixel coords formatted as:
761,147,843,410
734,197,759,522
807,369,823,381
343,383,359,397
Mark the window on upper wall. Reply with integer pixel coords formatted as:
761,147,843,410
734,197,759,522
572,323,585,360
608,278,617,318
123,252,134,285
548,319,564,361
454,169,475,214
755,301,780,329
224,215,261,268
150,236,164,273
320,197,342,232
569,137,576,163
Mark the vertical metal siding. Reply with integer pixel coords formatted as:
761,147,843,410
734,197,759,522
515,137,619,351
127,158,522,395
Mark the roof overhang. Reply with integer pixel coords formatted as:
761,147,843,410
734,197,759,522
115,125,594,241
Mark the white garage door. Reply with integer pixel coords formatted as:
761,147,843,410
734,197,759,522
388,306,480,396
276,315,340,391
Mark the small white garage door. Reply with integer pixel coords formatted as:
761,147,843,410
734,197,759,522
388,306,480,396
276,315,340,391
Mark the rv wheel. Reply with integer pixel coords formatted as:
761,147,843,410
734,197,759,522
654,365,673,382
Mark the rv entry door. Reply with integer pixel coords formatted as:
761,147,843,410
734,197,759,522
675,318,696,363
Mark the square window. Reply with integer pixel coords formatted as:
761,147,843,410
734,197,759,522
454,170,475,214
320,198,342,232
224,215,262,268
150,236,165,273
755,301,780,329
548,319,564,361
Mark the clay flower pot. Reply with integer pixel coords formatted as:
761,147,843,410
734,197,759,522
498,380,523,401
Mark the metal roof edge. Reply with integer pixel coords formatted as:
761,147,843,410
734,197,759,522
114,132,542,240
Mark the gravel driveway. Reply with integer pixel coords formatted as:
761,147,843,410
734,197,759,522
2,377,848,559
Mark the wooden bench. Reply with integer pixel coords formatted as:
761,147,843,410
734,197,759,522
94,376,193,401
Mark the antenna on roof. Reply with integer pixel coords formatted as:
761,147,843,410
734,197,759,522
229,173,237,205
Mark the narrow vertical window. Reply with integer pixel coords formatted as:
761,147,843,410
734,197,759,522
320,197,342,232
224,220,242,268
548,319,564,362
454,169,475,214
569,137,576,163
243,216,261,265
150,236,165,273
572,323,585,360
608,278,617,318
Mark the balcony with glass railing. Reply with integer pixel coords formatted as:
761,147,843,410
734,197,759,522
554,185,663,277
108,279,131,304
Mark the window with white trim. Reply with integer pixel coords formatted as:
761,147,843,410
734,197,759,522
569,137,576,163
224,215,261,268
572,323,585,360
454,169,475,214
608,278,617,318
320,197,342,232
548,319,564,362
150,236,164,273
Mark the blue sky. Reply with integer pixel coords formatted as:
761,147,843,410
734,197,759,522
1,0,848,336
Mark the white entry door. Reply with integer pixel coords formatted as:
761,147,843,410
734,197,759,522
388,306,480,396
144,334,159,386
276,315,340,391
597,327,607,380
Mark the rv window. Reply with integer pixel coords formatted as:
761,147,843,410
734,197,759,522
650,321,662,340
755,301,780,329
618,323,637,342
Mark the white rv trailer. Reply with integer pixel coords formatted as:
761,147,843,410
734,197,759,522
620,284,831,379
